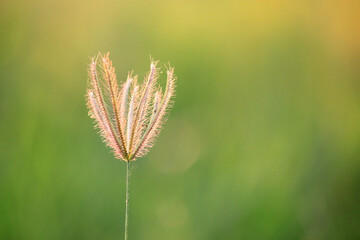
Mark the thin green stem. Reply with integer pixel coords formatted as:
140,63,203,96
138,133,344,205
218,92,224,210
124,161,130,240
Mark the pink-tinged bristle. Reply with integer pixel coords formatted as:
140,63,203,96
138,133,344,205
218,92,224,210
133,67,176,158
87,91,124,159
100,53,129,159
88,54,127,160
119,75,133,132
126,84,138,152
128,61,159,155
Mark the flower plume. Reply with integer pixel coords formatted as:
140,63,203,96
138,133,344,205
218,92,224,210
86,53,176,161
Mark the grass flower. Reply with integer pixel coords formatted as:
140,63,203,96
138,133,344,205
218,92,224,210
86,52,176,239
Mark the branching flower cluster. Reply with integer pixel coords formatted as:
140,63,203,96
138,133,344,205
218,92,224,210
86,53,176,161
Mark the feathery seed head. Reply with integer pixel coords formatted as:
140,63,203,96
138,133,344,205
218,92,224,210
86,52,176,161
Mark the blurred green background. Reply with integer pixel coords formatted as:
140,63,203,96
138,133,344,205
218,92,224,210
1,0,359,239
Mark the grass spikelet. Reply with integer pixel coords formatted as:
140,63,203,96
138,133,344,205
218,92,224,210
85,52,176,240
86,53,175,161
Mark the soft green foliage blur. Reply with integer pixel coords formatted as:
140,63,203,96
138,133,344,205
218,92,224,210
1,0,359,239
